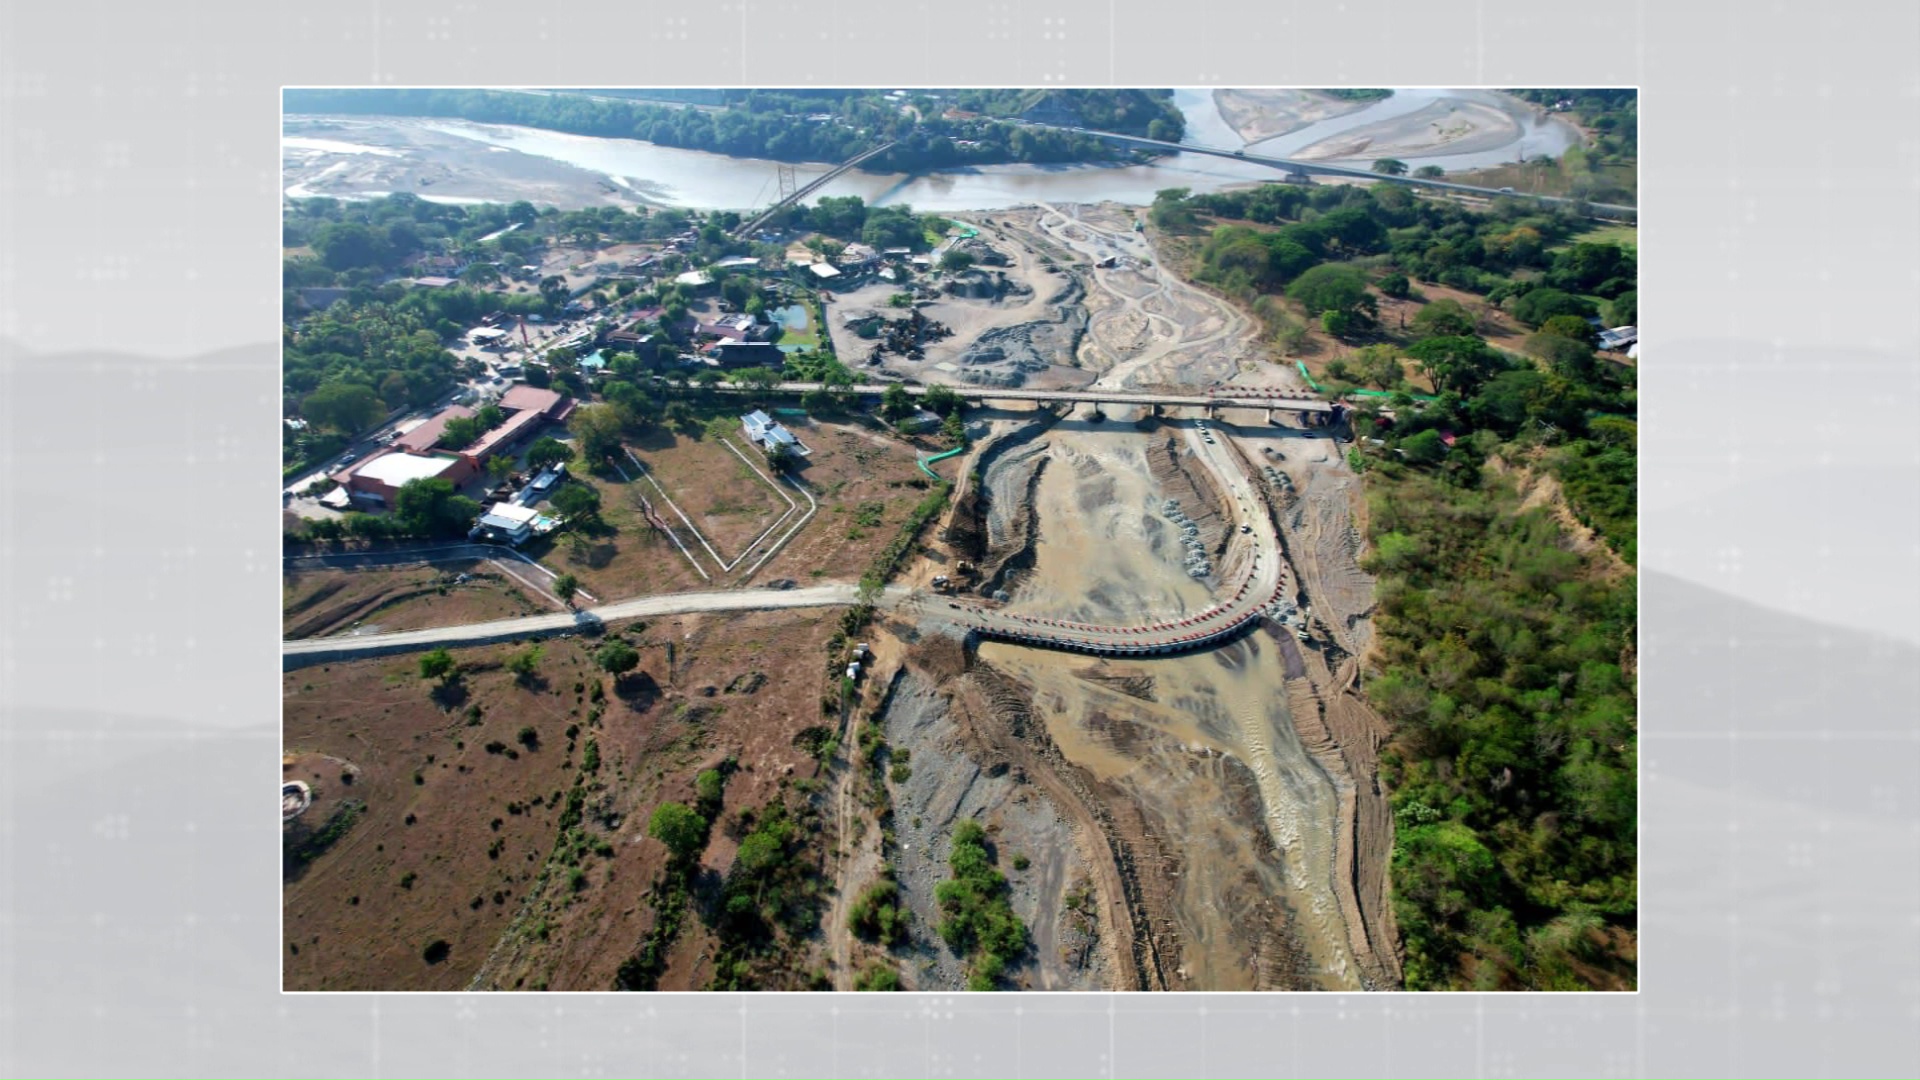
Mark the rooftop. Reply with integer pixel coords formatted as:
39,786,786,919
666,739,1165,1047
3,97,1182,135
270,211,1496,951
483,501,541,526
498,385,566,417
395,404,476,453
465,408,545,460
354,450,464,488
808,262,842,279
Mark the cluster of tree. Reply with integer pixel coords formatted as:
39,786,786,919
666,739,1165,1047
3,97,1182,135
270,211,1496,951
947,88,1185,140
703,797,827,990
283,301,459,427
1361,457,1637,990
935,819,1028,990
846,871,912,947
1507,89,1637,164
782,195,937,250
284,88,1180,173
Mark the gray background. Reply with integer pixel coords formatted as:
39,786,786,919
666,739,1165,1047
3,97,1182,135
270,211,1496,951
2,0,1917,1076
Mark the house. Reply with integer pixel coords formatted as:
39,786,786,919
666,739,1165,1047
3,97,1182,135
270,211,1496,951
675,270,715,291
469,326,510,347
806,261,842,282
893,408,942,434
470,501,541,546
741,409,811,457
838,243,880,270
1597,325,1637,351
712,255,761,270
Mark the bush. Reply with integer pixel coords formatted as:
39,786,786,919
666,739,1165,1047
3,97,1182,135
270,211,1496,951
853,963,902,991
422,939,451,964
847,878,912,947
516,725,539,749
935,820,1027,988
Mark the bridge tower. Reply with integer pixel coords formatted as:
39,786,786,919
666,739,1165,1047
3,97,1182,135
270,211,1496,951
776,163,798,205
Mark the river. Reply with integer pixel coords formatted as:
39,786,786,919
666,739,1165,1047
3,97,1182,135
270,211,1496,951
283,88,1579,213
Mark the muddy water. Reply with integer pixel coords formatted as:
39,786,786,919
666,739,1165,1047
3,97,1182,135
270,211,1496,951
980,425,1361,990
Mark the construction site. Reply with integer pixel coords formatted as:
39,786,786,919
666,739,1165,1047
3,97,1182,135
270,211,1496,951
283,199,1403,993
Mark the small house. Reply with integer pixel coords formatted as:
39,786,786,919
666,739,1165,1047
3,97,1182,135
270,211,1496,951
741,409,811,458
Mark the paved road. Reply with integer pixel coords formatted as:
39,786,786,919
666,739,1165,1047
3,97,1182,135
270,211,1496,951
282,583,868,669
717,381,1339,414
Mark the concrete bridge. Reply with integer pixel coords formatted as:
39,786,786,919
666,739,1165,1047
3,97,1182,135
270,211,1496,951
721,380,1344,419
732,141,897,239
1017,121,1637,218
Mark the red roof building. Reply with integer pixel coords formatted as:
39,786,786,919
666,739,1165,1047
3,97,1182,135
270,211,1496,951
395,404,476,453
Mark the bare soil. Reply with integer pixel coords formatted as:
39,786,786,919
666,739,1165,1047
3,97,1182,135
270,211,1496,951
283,606,848,992
283,560,550,639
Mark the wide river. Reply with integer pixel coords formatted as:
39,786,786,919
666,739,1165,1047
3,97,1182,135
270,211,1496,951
285,89,1578,213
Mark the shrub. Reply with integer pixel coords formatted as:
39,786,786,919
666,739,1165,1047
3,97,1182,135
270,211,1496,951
422,940,450,964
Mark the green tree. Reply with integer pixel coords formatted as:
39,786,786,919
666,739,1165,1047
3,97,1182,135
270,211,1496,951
1509,287,1596,328
1401,429,1448,464
1539,314,1598,345
921,383,963,416
1413,165,1445,179
301,382,385,434
553,573,579,606
1372,158,1410,176
1377,271,1411,299
1407,336,1506,397
569,402,627,464
1412,298,1477,338
525,436,573,472
728,366,780,393
880,382,914,421
647,802,709,864
394,477,482,538
419,649,455,683
505,644,543,685
595,639,640,682
550,481,602,524
938,249,974,272
1604,290,1636,327
1286,264,1377,329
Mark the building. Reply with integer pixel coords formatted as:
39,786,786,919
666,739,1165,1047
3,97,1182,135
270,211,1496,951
713,255,761,270
1597,325,1637,351
410,275,458,289
498,384,576,421
741,409,811,457
470,501,541,546
394,404,476,454
709,341,784,368
335,448,476,509
806,261,842,282
675,270,715,292
838,242,880,271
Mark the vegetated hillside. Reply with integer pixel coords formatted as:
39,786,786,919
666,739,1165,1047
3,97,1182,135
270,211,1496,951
281,88,1179,171
1160,179,1637,988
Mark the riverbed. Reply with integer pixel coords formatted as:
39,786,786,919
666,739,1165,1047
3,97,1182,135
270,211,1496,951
283,88,1580,212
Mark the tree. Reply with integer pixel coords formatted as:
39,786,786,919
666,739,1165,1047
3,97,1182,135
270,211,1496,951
1401,429,1448,464
550,481,602,524
1412,298,1477,338
1538,314,1598,346
569,402,627,464
1407,335,1506,397
1414,165,1445,179
595,639,639,682
729,366,780,393
941,410,966,444
553,573,579,606
525,436,573,472
1286,264,1377,329
1524,332,1598,381
485,455,516,485
394,477,482,538
1509,286,1596,328
938,249,974,273
301,382,384,434
1377,271,1411,300
764,441,796,473
880,382,914,421
505,644,543,685
921,383,962,417
1372,158,1410,176
648,802,708,864
419,649,455,683
1353,344,1406,389
1605,290,1636,327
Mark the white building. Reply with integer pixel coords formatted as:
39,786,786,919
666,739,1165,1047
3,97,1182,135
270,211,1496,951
471,501,540,546
741,410,811,458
